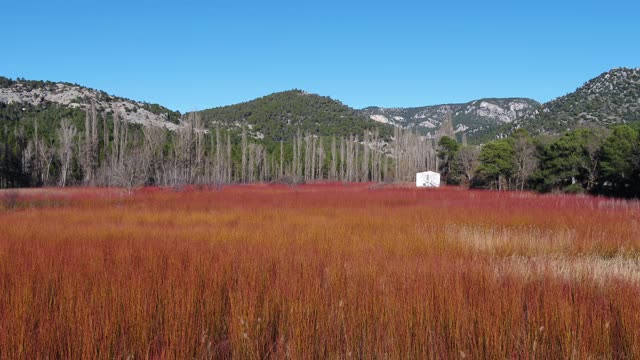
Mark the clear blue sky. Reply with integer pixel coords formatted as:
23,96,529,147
2,0,639,112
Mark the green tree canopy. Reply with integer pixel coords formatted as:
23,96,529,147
532,128,604,193
475,138,514,190
599,125,639,197
437,136,460,183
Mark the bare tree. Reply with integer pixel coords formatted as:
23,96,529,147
330,136,337,181
103,109,109,169
340,137,345,181
192,113,205,183
513,134,537,191
394,128,398,180
457,146,480,187
226,133,232,183
31,119,41,185
38,137,55,185
581,127,609,191
317,137,324,180
111,147,150,193
81,102,98,184
142,125,166,185
214,127,224,184
279,141,284,179
57,118,77,187
362,131,370,181
111,108,120,174
241,127,247,183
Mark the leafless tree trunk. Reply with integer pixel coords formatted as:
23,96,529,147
330,136,337,181
38,138,55,185
394,127,400,181
362,131,370,181
279,141,284,179
513,136,537,191
57,118,77,187
457,146,480,187
226,133,232,183
111,108,120,177
241,127,247,183
346,135,353,181
317,137,324,180
215,127,222,184
354,135,359,182
310,135,317,181
32,119,40,184
340,137,345,181
103,110,109,169
582,127,608,191
297,130,303,179
81,102,98,185
193,113,204,184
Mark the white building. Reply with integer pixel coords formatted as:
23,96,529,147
416,171,441,188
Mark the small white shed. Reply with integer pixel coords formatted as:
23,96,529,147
416,171,441,188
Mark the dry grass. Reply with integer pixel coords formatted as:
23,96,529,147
1,184,639,358
496,255,640,285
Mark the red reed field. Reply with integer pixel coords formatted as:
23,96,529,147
1,184,640,358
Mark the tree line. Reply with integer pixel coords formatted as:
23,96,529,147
440,124,640,198
0,103,418,190
2,102,639,198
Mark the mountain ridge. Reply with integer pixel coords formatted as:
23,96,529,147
2,67,640,144
513,67,640,134
357,97,540,143
0,76,181,130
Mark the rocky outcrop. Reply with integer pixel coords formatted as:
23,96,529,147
465,99,534,123
0,80,180,130
359,98,539,141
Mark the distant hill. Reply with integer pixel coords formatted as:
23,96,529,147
0,76,181,130
514,67,640,134
2,68,639,145
357,98,539,143
2,70,640,191
192,90,392,142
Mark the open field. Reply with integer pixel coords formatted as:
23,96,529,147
1,184,640,358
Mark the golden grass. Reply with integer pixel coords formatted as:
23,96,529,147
1,185,639,358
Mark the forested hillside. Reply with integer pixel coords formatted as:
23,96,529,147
514,68,640,134
194,90,392,142
2,71,640,198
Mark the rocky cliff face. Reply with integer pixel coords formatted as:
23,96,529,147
464,99,534,123
0,78,180,130
358,98,539,141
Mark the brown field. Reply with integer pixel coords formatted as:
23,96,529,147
1,184,640,358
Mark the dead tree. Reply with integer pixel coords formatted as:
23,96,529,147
457,146,480,187
57,118,77,187
241,127,247,183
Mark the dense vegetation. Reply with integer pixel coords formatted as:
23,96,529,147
2,185,640,357
0,98,394,189
514,68,640,134
195,90,392,142
2,69,640,198
443,124,640,198
2,96,640,198
0,102,87,187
